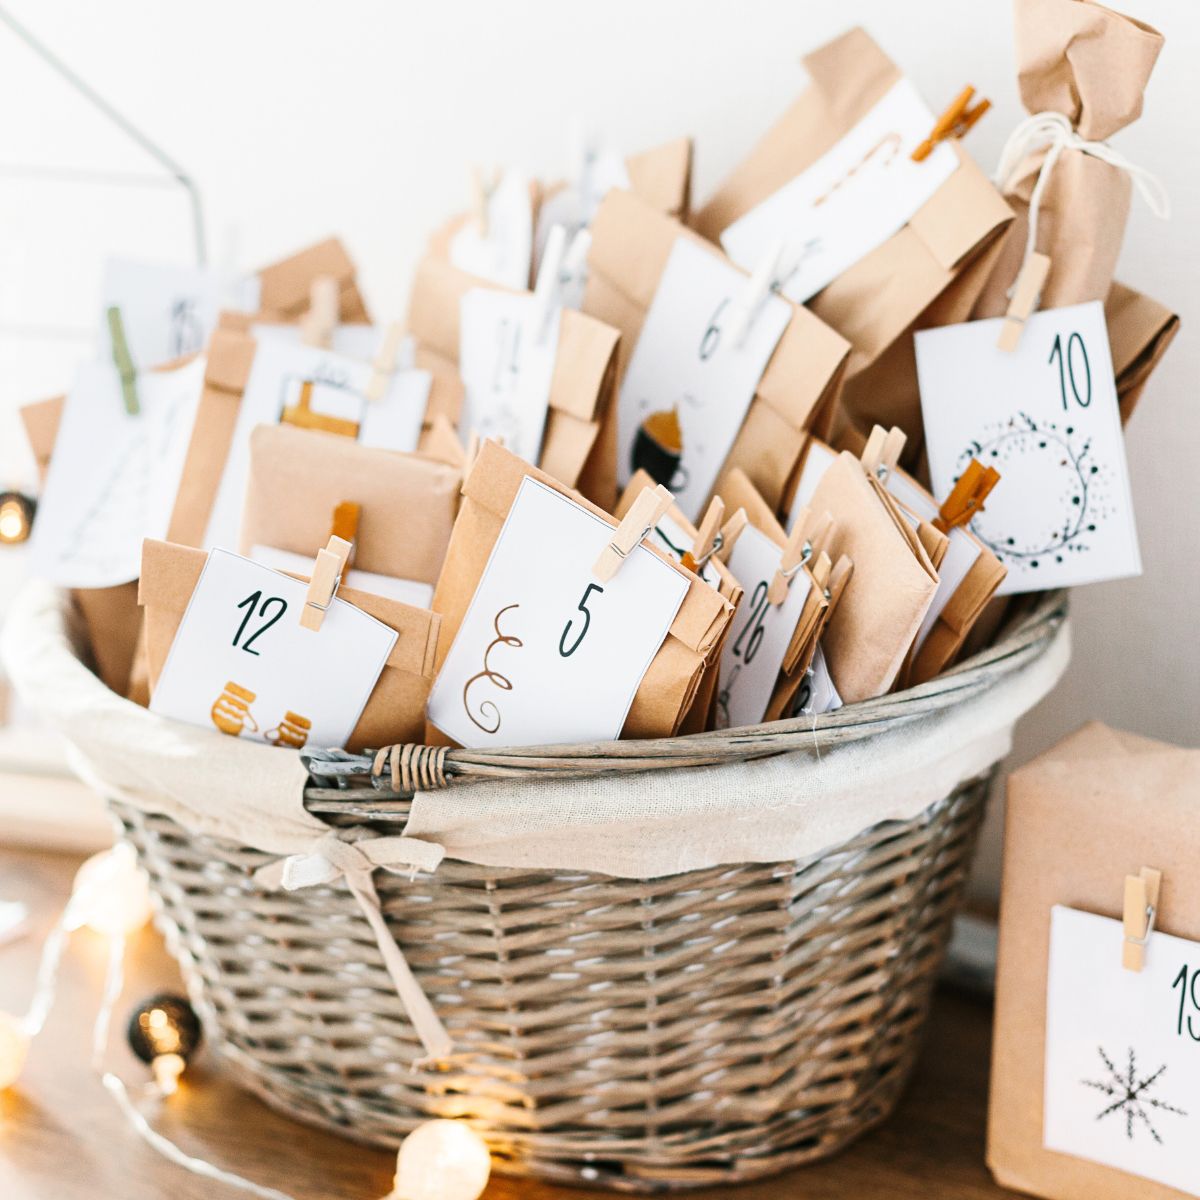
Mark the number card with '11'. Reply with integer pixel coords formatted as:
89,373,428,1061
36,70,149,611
426,477,688,748
916,300,1141,593
149,549,397,750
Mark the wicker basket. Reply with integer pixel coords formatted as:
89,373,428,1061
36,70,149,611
105,593,1065,1192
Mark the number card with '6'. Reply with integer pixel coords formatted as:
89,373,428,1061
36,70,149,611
916,300,1140,593
426,477,688,748
716,524,813,730
150,549,397,750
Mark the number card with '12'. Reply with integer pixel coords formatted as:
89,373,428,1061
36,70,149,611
426,477,688,748
1044,906,1200,1196
150,549,397,751
916,300,1140,593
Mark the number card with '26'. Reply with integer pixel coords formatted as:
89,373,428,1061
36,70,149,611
149,549,397,750
916,300,1141,593
426,477,688,748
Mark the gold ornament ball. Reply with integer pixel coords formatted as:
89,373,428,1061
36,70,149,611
392,1120,491,1200
69,844,153,937
0,1011,30,1090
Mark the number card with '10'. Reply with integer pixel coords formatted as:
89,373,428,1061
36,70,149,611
150,549,397,750
426,477,688,748
916,300,1141,593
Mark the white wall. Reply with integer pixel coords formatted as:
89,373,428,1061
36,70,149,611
1,0,1195,894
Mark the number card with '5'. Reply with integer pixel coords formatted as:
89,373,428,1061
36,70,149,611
426,477,688,748
150,549,397,750
916,300,1141,593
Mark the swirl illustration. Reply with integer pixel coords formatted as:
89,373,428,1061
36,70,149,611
462,603,523,734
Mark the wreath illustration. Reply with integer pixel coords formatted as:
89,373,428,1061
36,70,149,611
956,412,1114,571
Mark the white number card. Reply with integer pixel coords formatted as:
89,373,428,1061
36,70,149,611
203,339,429,550
150,550,396,751
30,357,205,587
459,289,562,465
716,524,812,729
449,167,533,291
917,301,1140,593
720,79,958,304
619,238,790,520
1045,906,1200,1196
427,477,687,748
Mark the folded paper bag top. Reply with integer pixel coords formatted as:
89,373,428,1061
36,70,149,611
254,236,370,325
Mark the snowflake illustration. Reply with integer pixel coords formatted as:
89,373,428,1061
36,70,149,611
1081,1046,1187,1144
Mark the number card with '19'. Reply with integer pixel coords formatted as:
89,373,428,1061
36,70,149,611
426,477,688,748
149,549,397,750
916,300,1141,593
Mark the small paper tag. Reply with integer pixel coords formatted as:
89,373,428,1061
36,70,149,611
450,168,533,291
917,300,1140,593
720,78,958,304
30,357,206,587
250,545,433,610
150,549,396,750
459,289,561,465
1044,906,1200,1195
619,237,790,520
716,524,812,729
203,340,429,551
427,476,687,747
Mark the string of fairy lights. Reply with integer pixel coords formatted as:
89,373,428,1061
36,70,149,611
2,844,493,1200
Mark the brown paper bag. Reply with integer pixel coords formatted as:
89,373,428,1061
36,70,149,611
693,27,1012,395
1107,281,1180,424
254,236,370,324
239,424,460,586
582,188,850,513
139,539,439,750
990,722,1200,1200
975,1,1164,319
430,440,734,742
404,254,620,497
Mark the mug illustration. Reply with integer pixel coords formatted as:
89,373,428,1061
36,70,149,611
211,682,259,737
631,406,688,491
265,711,313,750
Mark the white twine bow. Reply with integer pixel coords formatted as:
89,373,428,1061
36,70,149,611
994,110,1170,267
254,830,452,1062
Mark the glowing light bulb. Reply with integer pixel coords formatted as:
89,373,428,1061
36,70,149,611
127,993,202,1095
391,1120,491,1200
0,1011,30,1090
0,492,34,545
66,844,152,936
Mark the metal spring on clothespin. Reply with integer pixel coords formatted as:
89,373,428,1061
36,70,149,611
593,483,674,583
860,424,907,483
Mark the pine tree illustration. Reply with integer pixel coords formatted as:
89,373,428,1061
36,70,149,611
1081,1046,1187,1144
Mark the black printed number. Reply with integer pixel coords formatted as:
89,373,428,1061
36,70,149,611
699,298,729,361
731,580,769,665
1172,964,1200,1042
559,584,604,658
233,591,287,656
1049,331,1091,410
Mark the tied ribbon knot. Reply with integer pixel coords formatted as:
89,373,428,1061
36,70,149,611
254,830,452,1062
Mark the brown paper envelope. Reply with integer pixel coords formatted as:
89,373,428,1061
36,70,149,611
255,236,370,324
405,254,620,497
625,135,693,221
584,189,850,513
139,539,439,750
240,424,461,584
808,452,937,703
990,723,1200,1200
430,441,733,743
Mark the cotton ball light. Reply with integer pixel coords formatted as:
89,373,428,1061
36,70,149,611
391,1120,491,1200
67,843,152,937
0,1011,30,1090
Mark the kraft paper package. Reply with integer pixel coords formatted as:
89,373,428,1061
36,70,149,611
404,253,620,498
582,188,851,513
613,469,743,734
139,539,440,749
239,424,461,589
692,25,1012,462
990,723,1200,1200
429,440,734,743
253,236,370,324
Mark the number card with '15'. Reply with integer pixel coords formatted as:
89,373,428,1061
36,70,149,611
916,300,1140,593
426,477,688,748
150,549,397,750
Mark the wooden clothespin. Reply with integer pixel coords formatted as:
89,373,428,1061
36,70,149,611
998,251,1051,352
593,483,674,583
106,306,140,415
933,459,1001,533
330,501,361,567
826,554,853,608
715,508,748,563
301,276,339,349
682,496,725,574
1122,867,1162,972
861,424,907,480
300,535,353,632
912,85,991,162
365,322,406,402
472,165,500,237
768,509,814,605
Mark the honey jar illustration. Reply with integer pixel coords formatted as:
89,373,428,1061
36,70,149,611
265,711,313,750
631,405,688,490
211,682,259,737
281,379,360,439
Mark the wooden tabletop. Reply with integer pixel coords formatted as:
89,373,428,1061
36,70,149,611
0,845,1021,1200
